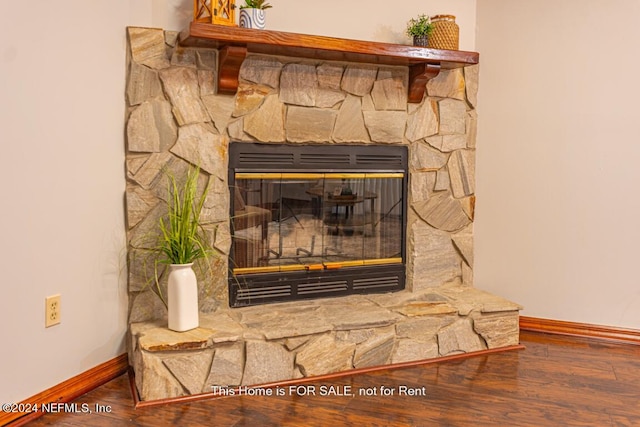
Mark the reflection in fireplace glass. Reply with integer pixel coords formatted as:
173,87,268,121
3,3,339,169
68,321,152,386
231,173,403,274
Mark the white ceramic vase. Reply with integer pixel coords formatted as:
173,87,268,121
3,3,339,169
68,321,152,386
167,263,199,332
239,8,266,29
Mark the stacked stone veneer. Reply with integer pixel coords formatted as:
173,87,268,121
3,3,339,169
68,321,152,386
124,27,521,401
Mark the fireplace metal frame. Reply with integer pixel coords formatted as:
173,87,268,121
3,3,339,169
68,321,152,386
228,142,408,307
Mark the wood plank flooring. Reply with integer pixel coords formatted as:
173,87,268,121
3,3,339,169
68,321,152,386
21,331,640,426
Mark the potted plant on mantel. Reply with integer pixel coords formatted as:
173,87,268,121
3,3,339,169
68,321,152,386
406,14,434,47
239,0,272,30
154,165,213,332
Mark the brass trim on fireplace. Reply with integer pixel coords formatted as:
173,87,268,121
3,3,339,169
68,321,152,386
232,266,281,275
232,257,403,275
280,264,307,272
363,257,403,265
322,260,363,269
235,172,405,180
236,172,325,180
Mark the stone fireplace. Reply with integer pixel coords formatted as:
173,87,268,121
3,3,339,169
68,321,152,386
125,27,521,402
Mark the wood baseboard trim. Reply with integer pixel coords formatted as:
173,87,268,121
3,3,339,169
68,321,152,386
131,344,524,408
520,316,640,345
3,353,129,427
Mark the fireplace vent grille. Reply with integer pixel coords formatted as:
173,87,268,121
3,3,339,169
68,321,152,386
353,275,401,290
230,143,407,172
298,280,349,295
355,154,404,167
300,153,351,165
237,152,295,166
230,265,405,307
235,285,292,302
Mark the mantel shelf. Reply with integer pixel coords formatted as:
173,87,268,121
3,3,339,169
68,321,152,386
179,22,479,103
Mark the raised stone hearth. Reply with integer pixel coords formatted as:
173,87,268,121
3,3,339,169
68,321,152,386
131,283,520,401
124,26,521,401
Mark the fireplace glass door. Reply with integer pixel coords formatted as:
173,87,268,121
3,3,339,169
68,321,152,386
231,172,404,274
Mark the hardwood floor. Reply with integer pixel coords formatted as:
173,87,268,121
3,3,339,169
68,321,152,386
21,331,640,426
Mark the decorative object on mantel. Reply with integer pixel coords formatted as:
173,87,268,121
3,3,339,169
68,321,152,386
239,0,272,29
427,15,459,50
405,14,435,47
213,0,237,26
194,0,237,26
156,166,214,332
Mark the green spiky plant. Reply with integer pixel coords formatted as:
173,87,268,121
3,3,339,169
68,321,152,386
240,0,272,9
158,166,211,265
151,165,214,308
405,14,434,37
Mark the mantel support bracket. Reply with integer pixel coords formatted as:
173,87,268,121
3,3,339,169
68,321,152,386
408,63,442,103
218,45,248,95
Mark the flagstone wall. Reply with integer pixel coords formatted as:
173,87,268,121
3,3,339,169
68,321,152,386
125,27,478,322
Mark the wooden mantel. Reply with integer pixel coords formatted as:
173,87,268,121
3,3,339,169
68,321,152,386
179,22,479,103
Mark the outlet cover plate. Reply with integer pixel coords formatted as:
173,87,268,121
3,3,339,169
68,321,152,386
45,294,61,327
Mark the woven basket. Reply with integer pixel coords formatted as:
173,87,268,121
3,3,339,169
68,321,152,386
427,15,459,50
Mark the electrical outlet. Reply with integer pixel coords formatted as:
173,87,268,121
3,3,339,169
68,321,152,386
45,294,61,327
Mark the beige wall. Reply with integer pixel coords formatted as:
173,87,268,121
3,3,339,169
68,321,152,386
474,0,640,328
266,0,477,50
0,0,130,405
